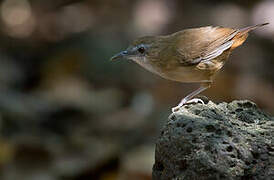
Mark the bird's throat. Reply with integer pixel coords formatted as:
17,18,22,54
131,57,163,77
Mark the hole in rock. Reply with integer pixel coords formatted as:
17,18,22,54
205,125,215,132
186,127,192,133
226,145,233,152
236,108,243,112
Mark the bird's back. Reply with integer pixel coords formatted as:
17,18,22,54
157,24,268,82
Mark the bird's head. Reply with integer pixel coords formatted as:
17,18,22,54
110,36,167,62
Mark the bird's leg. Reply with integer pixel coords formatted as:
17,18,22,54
172,82,211,113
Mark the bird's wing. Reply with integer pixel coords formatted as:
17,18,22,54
174,26,238,66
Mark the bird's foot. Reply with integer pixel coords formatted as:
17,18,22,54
186,98,205,105
171,98,205,113
171,106,182,113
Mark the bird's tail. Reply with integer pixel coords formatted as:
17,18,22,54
231,23,269,50
239,23,269,34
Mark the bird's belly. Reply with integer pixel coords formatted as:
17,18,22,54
133,58,216,83
160,66,213,83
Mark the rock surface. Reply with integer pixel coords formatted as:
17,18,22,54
153,100,274,180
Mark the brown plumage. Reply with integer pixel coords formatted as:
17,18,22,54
111,23,269,112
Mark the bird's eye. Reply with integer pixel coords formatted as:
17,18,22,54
138,47,145,54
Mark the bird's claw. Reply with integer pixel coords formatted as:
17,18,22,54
171,106,180,113
186,98,205,105
171,98,205,113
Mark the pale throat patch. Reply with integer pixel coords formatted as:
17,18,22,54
131,56,162,76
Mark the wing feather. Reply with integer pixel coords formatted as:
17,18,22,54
174,26,238,66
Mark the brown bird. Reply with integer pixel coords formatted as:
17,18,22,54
111,23,269,112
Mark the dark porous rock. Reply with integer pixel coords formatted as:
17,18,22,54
152,100,274,180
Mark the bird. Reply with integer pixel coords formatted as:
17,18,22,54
110,23,269,112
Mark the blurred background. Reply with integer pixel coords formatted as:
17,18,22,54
0,0,273,179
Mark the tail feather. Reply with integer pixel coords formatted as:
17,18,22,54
231,23,269,50
239,23,269,34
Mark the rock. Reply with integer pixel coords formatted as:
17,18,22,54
152,100,274,180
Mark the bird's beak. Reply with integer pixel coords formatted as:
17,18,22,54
110,50,128,61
